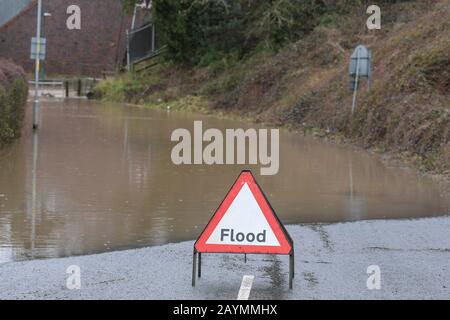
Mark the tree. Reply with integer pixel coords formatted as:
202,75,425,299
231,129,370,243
122,0,337,64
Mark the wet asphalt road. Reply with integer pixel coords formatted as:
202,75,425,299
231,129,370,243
1,217,450,299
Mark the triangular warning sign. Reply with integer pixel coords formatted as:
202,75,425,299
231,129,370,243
195,171,293,255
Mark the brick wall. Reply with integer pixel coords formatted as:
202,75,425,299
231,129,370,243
0,0,133,76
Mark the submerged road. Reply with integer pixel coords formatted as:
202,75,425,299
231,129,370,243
1,100,449,263
1,216,450,300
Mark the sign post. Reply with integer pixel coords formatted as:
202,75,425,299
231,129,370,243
349,45,372,114
32,0,43,130
193,170,294,289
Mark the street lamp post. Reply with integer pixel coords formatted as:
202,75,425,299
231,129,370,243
33,0,43,130
40,12,52,80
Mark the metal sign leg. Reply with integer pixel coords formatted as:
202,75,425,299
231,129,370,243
198,253,202,278
292,251,295,279
192,250,197,287
351,49,361,115
289,253,294,290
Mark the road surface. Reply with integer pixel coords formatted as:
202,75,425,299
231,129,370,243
1,216,449,299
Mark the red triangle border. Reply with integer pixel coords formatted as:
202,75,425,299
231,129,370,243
195,170,293,255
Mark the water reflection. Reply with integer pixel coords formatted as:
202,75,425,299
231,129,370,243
30,132,38,257
0,99,448,262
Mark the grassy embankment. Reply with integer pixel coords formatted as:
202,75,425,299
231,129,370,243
95,0,449,177
0,58,28,147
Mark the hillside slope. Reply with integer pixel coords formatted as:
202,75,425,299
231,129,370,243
96,0,449,176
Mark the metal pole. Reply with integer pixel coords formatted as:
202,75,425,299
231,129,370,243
131,5,138,30
368,54,372,90
77,79,82,96
151,24,155,52
289,253,294,289
126,29,131,72
351,48,361,115
33,0,43,130
198,252,202,278
192,250,197,287
292,251,295,279
65,80,69,98
40,13,44,80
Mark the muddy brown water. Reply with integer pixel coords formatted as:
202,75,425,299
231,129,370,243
0,99,448,262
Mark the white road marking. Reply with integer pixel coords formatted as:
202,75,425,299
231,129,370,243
237,275,255,300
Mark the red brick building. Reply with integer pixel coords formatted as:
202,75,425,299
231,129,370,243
0,0,134,76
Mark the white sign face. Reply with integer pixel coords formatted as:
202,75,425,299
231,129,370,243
206,183,280,246
195,170,292,254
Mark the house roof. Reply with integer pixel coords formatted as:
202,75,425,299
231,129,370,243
0,0,35,32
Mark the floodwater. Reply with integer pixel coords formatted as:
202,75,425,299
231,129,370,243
0,99,448,262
